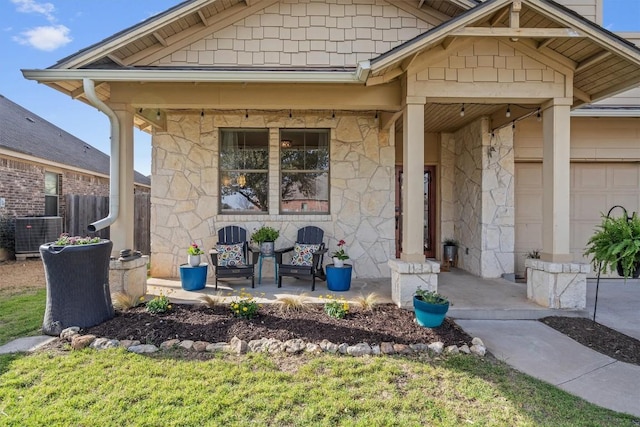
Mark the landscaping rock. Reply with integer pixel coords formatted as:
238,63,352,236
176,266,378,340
380,342,395,355
249,338,268,352
472,337,484,347
393,344,412,354
371,344,381,356
410,343,429,353
179,340,194,350
229,336,248,354
337,343,348,354
160,339,180,350
470,344,486,357
428,342,444,355
71,334,96,350
285,339,306,354
90,338,120,350
445,345,460,355
266,339,285,354
459,344,471,354
305,343,321,353
120,340,140,349
347,343,372,357
193,341,209,352
60,327,80,341
206,342,229,352
128,344,159,354
319,339,338,353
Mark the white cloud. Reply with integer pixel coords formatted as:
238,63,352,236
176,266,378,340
11,0,56,22
13,25,72,51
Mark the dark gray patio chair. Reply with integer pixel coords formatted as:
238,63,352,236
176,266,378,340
210,226,258,289
275,226,327,291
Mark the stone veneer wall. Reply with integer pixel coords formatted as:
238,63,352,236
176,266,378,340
155,0,432,68
452,117,514,278
150,112,395,279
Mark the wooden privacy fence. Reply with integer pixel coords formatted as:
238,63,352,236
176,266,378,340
64,194,151,254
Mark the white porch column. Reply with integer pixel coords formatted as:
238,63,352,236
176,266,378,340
111,106,135,254
526,98,588,309
541,99,572,263
401,96,426,262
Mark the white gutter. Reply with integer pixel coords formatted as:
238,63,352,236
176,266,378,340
22,68,365,84
82,78,120,232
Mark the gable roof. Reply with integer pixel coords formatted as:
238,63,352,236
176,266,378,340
0,95,150,186
367,0,640,106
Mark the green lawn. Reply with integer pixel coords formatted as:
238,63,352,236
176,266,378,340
1,288,638,426
0,350,637,426
0,288,46,346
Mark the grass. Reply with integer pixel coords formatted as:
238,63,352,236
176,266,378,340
0,288,46,346
0,350,637,426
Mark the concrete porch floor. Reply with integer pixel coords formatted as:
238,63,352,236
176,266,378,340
147,266,586,320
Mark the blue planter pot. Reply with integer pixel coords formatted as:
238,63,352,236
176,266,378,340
413,295,449,328
180,264,208,291
326,264,352,291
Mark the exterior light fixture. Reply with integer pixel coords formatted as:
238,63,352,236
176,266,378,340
460,104,465,117
506,105,511,118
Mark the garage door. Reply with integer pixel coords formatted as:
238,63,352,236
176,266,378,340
515,163,640,277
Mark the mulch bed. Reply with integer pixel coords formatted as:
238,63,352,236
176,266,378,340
541,316,640,366
84,304,472,347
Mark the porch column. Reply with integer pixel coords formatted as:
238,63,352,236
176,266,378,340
541,99,571,263
401,96,426,262
526,98,588,309
111,105,135,254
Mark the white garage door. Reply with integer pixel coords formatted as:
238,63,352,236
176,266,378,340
515,163,640,277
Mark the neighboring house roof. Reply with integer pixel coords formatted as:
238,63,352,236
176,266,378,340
0,94,151,186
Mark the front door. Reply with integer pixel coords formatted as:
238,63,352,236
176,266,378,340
395,166,436,259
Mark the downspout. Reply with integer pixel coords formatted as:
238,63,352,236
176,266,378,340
83,78,120,232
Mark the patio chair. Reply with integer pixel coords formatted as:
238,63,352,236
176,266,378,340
276,226,327,291
209,226,259,289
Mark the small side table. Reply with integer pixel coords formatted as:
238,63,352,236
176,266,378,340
179,263,208,291
258,253,278,285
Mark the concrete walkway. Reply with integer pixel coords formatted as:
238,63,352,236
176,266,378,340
458,277,640,418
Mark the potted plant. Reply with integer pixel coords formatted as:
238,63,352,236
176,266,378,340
413,286,449,328
331,239,349,268
187,242,204,267
523,249,540,282
40,233,114,335
443,238,459,266
251,226,279,255
584,213,640,279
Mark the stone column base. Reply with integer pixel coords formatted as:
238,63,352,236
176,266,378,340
109,255,148,298
388,259,440,309
525,259,590,309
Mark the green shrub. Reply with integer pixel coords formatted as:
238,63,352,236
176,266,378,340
146,294,172,314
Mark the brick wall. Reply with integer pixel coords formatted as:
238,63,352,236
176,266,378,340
0,155,150,255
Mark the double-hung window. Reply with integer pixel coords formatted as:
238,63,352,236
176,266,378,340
44,171,60,216
280,129,329,214
219,129,269,213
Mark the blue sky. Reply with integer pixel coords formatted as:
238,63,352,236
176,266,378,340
0,0,638,177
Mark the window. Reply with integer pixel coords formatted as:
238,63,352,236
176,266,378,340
280,129,329,214
44,171,60,216
603,0,640,31
219,129,269,213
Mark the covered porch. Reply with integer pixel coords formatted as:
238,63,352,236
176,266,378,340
147,268,580,320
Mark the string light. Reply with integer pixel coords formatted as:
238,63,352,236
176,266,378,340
245,109,248,119
138,108,143,114
512,121,516,130
460,103,465,117
156,110,161,120
536,108,542,122
506,104,511,118
332,110,335,119
289,109,292,118
375,110,378,119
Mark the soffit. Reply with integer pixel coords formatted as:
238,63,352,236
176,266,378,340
369,0,640,108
